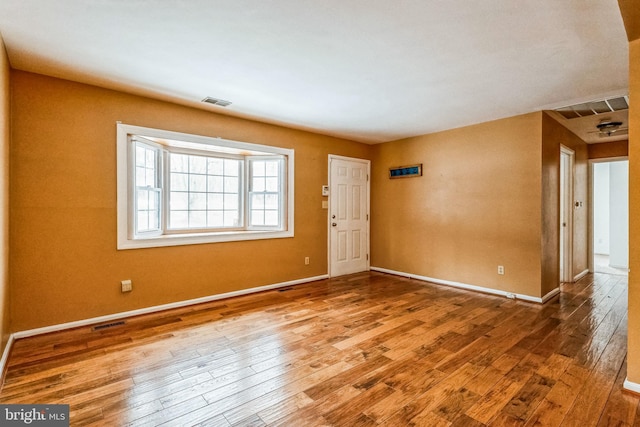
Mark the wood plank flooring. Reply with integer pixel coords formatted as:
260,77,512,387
0,271,638,426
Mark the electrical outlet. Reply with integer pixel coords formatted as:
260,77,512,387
305,256,310,265
121,279,132,293
498,265,505,275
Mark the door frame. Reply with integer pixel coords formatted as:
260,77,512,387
588,156,629,273
560,145,575,283
327,154,371,277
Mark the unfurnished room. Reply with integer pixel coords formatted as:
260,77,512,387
0,1,639,426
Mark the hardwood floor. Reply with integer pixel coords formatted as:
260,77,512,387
1,271,638,426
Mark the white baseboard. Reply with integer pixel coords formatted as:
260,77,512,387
371,266,548,303
0,333,15,384
541,287,561,303
573,269,589,281
13,274,329,340
624,379,640,394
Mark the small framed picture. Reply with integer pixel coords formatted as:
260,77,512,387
389,164,422,179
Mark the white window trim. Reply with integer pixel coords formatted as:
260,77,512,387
117,123,294,250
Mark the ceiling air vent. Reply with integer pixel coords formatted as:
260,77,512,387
554,96,628,119
202,97,232,107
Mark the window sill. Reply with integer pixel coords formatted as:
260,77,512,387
117,229,293,250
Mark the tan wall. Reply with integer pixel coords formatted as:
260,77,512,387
371,112,544,298
0,35,10,349
627,37,640,384
541,112,589,295
587,140,628,160
10,71,371,331
619,0,640,385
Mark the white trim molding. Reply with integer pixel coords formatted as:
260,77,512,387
624,379,640,395
371,267,555,304
573,269,589,282
0,334,15,384
13,274,328,340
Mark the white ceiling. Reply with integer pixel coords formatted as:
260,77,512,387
0,0,630,144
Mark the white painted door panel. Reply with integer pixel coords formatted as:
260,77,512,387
329,157,369,277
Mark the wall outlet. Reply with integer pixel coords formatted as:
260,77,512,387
121,279,132,293
305,256,310,265
497,265,505,275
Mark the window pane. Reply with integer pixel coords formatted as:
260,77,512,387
189,211,207,228
252,194,265,209
146,150,156,169
149,191,159,210
137,190,149,210
171,173,188,191
208,193,224,210
171,154,189,172
167,153,240,230
170,192,188,210
170,211,188,229
265,194,279,209
146,169,156,187
251,210,264,226
253,161,265,176
189,156,207,174
224,193,238,208
189,193,207,210
224,210,239,226
207,211,223,227
266,177,278,192
136,167,147,186
224,159,239,176
135,146,145,167
137,211,149,231
253,177,265,192
208,158,224,175
149,210,159,229
265,160,279,176
225,177,239,193
208,176,223,193
264,210,279,226
189,174,207,192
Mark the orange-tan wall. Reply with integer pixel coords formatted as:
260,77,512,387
0,34,10,349
10,71,371,331
371,112,545,298
541,112,589,295
627,38,640,384
618,0,640,386
588,140,629,159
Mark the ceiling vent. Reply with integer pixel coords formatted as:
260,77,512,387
553,96,628,119
202,97,232,107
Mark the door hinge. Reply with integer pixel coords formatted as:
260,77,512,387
367,214,369,221
367,254,369,260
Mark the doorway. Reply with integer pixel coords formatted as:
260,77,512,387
328,155,370,277
591,159,628,276
560,146,574,283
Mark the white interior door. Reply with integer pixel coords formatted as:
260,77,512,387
560,146,574,283
329,156,370,277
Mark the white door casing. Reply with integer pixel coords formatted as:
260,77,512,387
328,155,370,277
560,146,574,283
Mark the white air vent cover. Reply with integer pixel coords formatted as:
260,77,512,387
554,96,628,119
202,97,232,107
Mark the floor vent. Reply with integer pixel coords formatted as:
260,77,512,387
92,320,126,331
